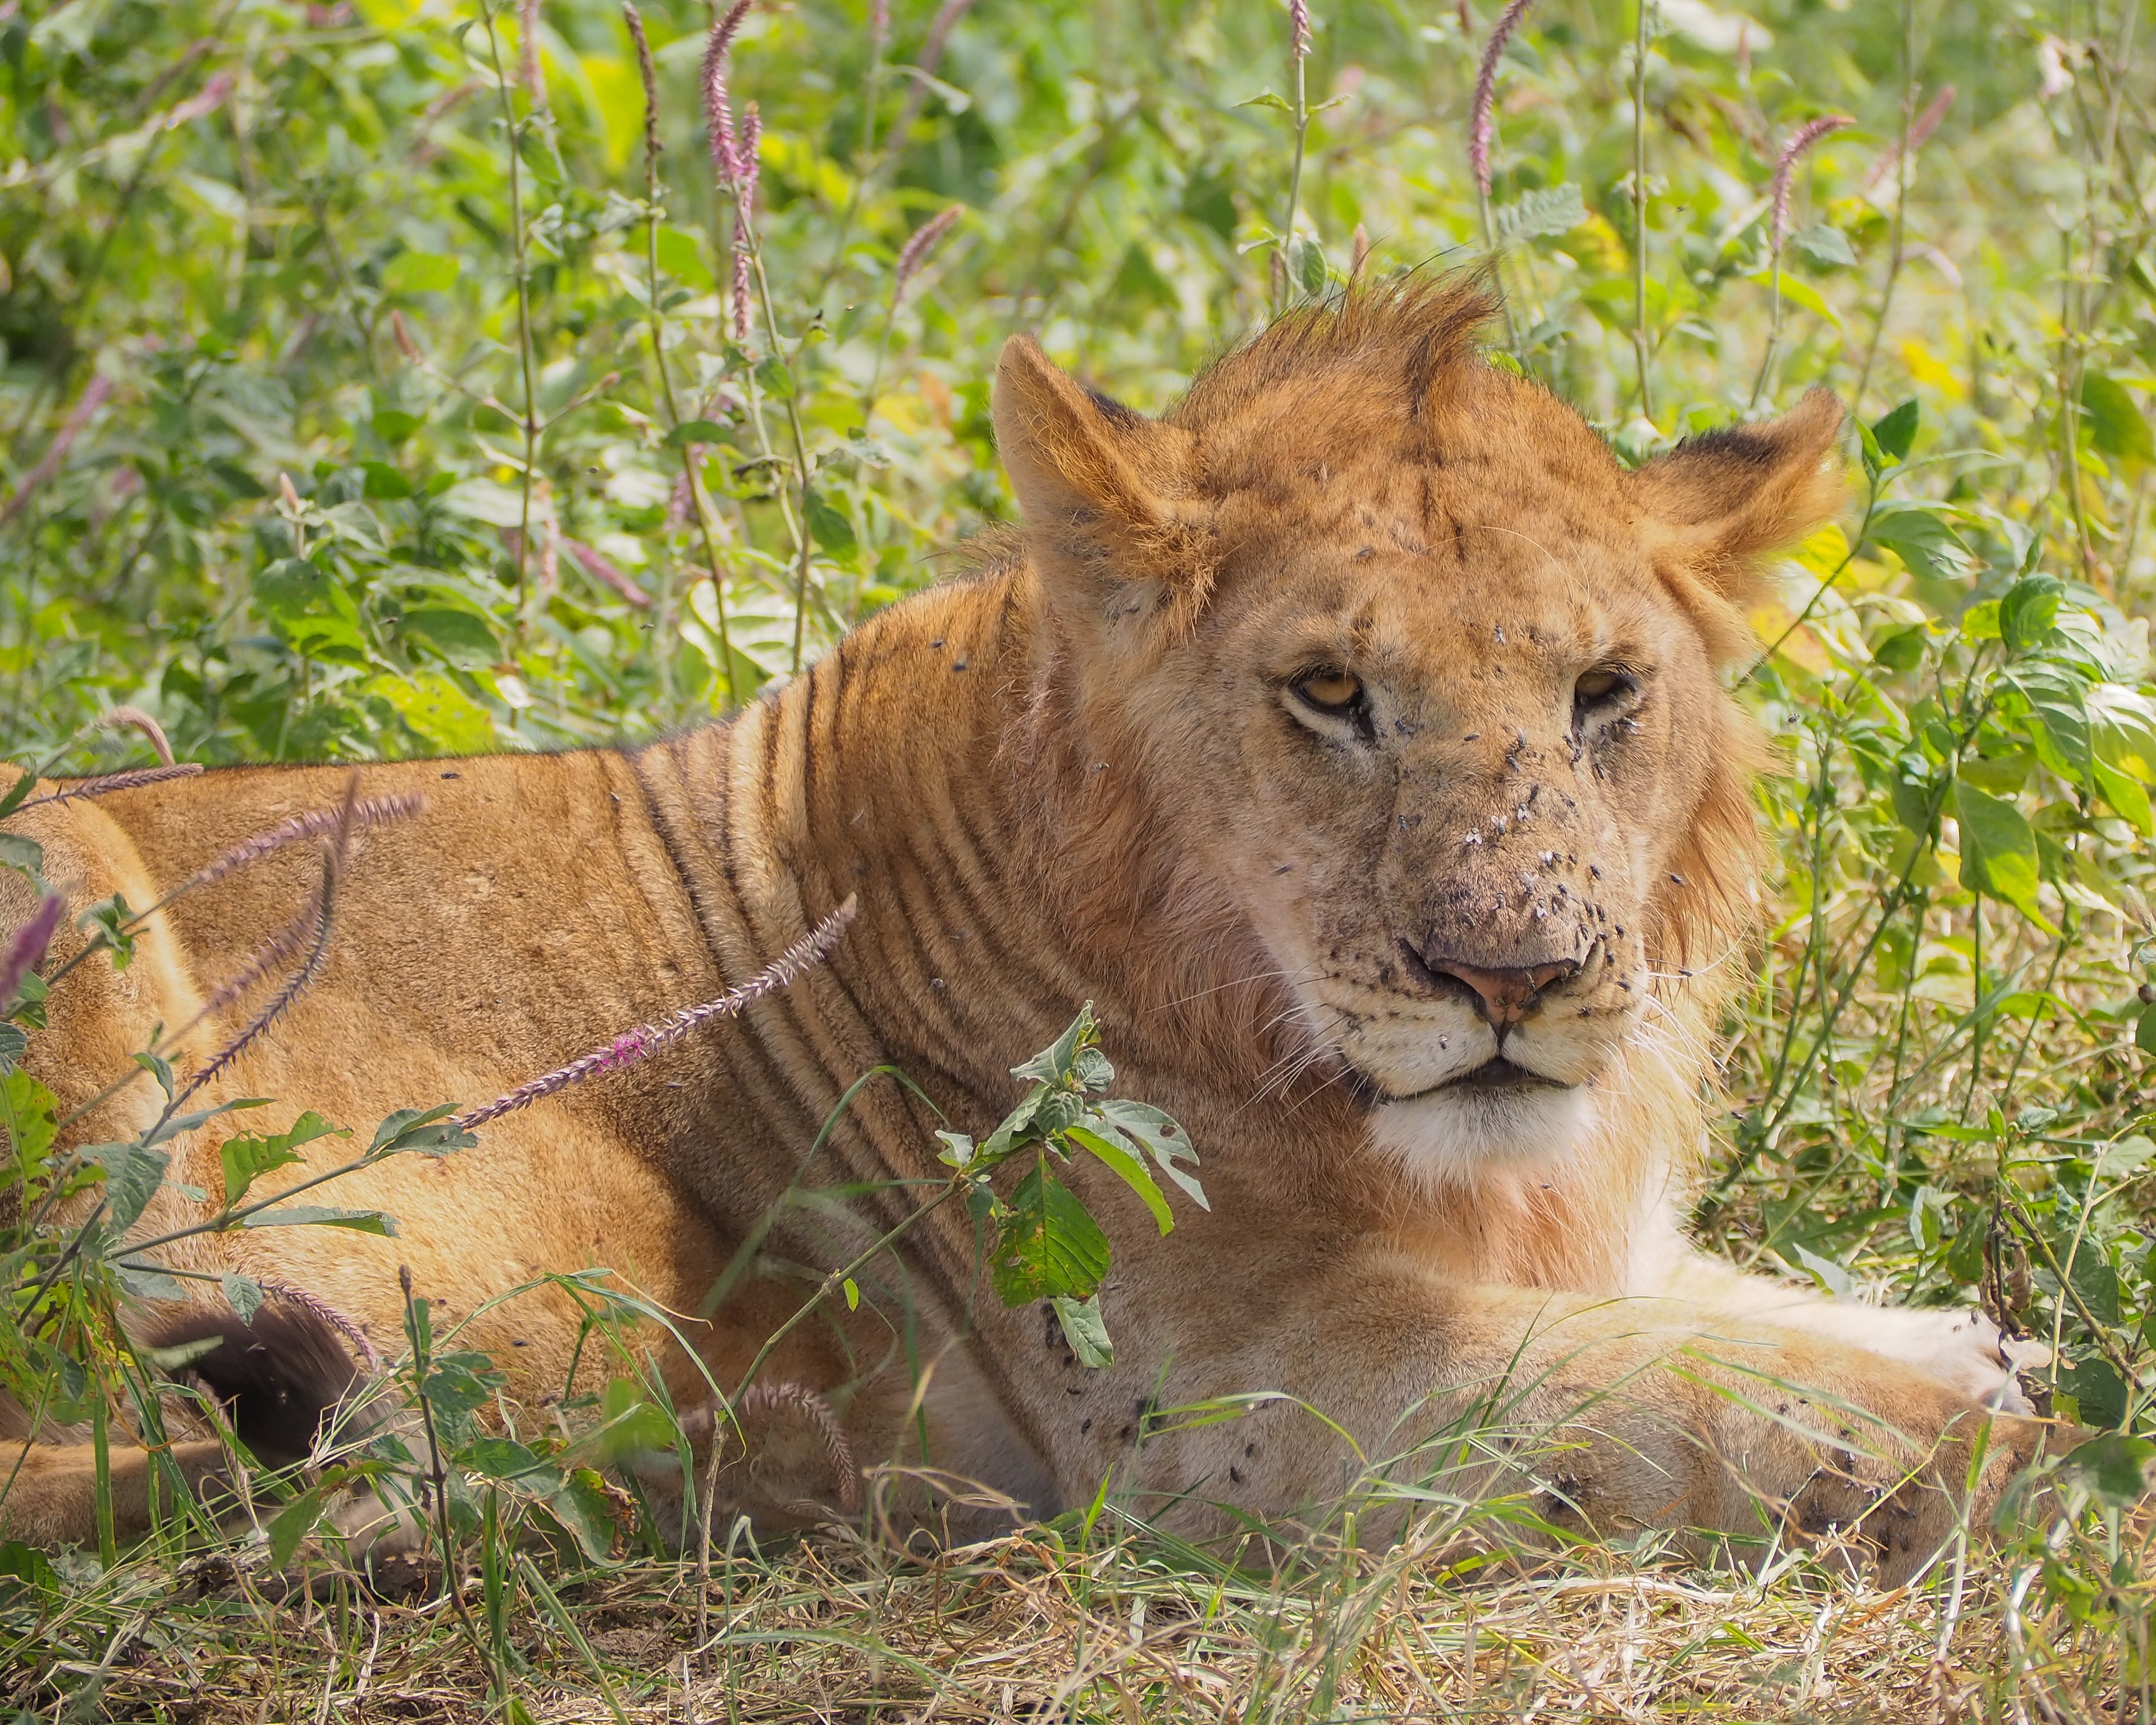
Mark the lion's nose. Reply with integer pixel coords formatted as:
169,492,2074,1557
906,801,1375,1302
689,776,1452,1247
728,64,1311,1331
1422,955,1578,1029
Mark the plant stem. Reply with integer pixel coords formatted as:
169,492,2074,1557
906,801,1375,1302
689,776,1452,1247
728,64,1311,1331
1853,0,1918,415
478,0,543,629
1630,0,1653,422
1278,47,1310,312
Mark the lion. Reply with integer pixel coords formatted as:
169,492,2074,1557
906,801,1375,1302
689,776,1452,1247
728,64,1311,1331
0,281,2057,1577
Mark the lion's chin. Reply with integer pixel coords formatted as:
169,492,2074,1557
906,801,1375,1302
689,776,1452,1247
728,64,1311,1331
1364,1080,1596,1190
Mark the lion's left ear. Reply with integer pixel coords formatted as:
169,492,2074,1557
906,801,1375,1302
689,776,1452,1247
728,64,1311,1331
1632,389,1848,660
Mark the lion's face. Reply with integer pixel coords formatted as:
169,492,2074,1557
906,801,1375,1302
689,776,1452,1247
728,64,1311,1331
994,284,1844,1185
1163,509,1724,1183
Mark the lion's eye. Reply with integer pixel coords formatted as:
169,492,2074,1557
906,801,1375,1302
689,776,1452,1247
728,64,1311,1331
1573,667,1637,726
1294,670,1364,715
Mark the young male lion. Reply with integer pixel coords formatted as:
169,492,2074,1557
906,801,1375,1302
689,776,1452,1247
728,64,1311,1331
1,281,2054,1577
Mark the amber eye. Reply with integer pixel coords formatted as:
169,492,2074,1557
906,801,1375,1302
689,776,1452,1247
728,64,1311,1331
1573,666,1637,726
1294,670,1364,714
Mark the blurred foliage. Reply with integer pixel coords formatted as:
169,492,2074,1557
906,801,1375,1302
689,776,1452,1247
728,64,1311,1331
6,0,2156,1694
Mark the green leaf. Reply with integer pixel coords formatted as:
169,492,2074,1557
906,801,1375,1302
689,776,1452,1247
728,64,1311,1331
1788,1241,1852,1298
1051,1293,1113,1367
0,1540,59,1598
1953,779,2057,932
804,489,857,559
664,419,730,448
1788,221,1857,268
1234,88,1294,111
1493,183,1586,242
222,1270,262,1323
1287,235,1327,295
370,409,423,444
752,357,794,400
1063,1124,1172,1234
2064,1431,2154,1507
76,893,135,973
1999,574,2064,651
992,1160,1112,1306
221,1111,341,1205
1093,1099,1207,1209
1012,1004,1097,1087
2060,1354,2129,1429
358,460,412,500
1866,503,1972,581
592,1377,677,1456
364,672,495,753
653,225,711,289
459,1435,554,1485
268,1484,326,1566
400,606,497,668
1869,397,1920,464
2078,373,2153,465
541,1468,624,1564
371,1103,476,1157
934,1129,977,1167
0,833,43,887
86,1140,168,1235
2,1070,59,1175
843,1276,860,1311
382,251,459,294
241,1204,396,1235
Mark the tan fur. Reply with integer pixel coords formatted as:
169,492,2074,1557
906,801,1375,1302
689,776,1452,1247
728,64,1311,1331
1,282,2057,1577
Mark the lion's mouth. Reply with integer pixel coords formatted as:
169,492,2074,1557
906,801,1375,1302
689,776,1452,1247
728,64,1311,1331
1345,1056,1570,1106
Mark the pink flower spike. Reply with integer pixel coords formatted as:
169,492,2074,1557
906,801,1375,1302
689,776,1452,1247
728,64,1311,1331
1865,85,1953,190
1769,113,1852,248
1468,0,1535,199
0,895,65,1006
894,206,963,301
456,897,860,1130
702,0,754,185
1289,0,1312,61
565,539,651,608
162,70,236,132
1,374,115,526
15,763,203,812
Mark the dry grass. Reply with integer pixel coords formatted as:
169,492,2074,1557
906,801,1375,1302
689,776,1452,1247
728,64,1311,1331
13,1504,2149,1723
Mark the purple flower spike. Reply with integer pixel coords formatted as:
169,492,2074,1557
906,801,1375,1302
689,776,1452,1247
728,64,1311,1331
894,206,963,302
0,895,65,1007
1289,0,1312,60
1469,0,1536,199
1770,113,1852,248
702,0,755,186
456,897,860,1130
1865,85,1954,191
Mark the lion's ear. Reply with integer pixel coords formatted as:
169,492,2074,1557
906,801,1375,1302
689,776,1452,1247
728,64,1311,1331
1632,388,1848,659
992,335,1213,637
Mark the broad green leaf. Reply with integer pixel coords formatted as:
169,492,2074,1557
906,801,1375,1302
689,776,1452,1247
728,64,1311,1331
364,672,495,754
2078,373,2153,465
1064,1124,1172,1234
0,833,43,884
1094,1098,1208,1208
2,1070,58,1174
1051,1293,1113,1368
371,1104,475,1157
221,1111,341,1205
2064,1432,2155,1507
652,225,710,288
992,1160,1111,1307
803,489,857,559
381,251,459,294
1493,183,1586,242
268,1484,326,1566
1954,779,2057,932
241,1204,396,1235
592,1377,678,1456
1999,574,2063,651
87,1140,168,1234
541,1468,624,1564
1012,1004,1097,1086
222,1270,262,1322
458,1435,555,1486
1866,504,1972,581
400,606,497,668
1788,1241,1851,1298
663,419,730,448
1788,221,1857,268
1870,398,1920,464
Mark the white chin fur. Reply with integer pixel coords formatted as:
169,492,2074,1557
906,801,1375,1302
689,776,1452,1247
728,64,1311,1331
1368,1083,1596,1189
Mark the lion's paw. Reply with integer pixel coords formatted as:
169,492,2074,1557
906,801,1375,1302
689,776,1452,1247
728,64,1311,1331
1852,1306,2049,1414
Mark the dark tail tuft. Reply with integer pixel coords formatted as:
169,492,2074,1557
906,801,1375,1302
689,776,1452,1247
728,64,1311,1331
148,1299,364,1464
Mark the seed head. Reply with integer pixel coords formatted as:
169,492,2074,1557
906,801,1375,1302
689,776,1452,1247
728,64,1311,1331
1469,0,1536,198
1769,114,1852,248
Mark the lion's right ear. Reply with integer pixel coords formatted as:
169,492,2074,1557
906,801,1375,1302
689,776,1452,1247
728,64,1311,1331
992,335,1213,638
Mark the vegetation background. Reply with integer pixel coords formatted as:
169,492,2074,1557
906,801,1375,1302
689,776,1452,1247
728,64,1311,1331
1,0,2154,1714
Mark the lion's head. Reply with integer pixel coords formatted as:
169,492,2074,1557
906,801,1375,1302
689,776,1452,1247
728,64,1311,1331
992,281,1844,1188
